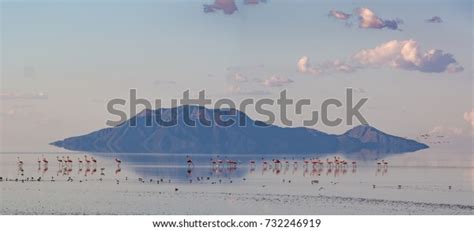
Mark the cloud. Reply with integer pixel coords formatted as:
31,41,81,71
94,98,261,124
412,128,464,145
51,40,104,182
426,16,443,23
353,39,463,73
356,7,402,30
323,60,356,73
298,57,356,75
232,73,248,82
329,10,351,20
243,0,267,5
261,76,294,87
226,85,270,95
153,80,177,85
299,39,463,75
464,108,474,127
297,56,321,75
204,0,266,15
1,91,48,100
428,126,464,138
227,84,242,93
204,0,238,15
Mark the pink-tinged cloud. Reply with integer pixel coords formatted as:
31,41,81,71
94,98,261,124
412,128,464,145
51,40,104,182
353,39,463,73
426,16,443,23
324,60,356,73
261,76,294,87
297,56,321,75
329,10,351,20
204,0,238,15
429,126,464,137
464,109,474,127
232,73,248,82
298,56,355,75
356,7,402,30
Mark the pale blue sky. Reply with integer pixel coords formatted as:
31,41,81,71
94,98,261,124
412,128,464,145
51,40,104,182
1,0,472,151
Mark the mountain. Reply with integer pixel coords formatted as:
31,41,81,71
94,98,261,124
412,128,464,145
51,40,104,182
51,105,428,155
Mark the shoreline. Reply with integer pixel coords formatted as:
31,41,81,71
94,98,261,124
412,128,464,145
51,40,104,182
1,182,473,215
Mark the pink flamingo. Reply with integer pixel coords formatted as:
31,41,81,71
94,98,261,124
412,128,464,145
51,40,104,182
91,157,97,168
377,160,382,168
66,156,72,167
84,155,91,167
42,156,49,165
186,156,194,168
273,159,281,169
115,158,122,166
57,156,63,168
78,158,83,168
326,158,333,168
17,157,24,168
304,159,310,168
249,160,256,167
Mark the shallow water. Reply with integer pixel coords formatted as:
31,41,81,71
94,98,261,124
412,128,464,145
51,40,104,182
1,149,472,208
0,149,472,215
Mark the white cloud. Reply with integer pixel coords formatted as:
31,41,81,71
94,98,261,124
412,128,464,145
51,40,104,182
324,60,356,73
233,73,248,82
297,56,321,75
298,57,356,75
261,76,294,87
353,39,463,73
227,84,241,93
329,10,351,20
356,7,402,30
464,108,474,127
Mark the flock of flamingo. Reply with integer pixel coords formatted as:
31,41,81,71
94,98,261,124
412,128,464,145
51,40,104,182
189,155,389,170
2,154,390,184
12,155,123,178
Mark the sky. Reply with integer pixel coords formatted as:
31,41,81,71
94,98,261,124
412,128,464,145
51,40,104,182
0,0,473,151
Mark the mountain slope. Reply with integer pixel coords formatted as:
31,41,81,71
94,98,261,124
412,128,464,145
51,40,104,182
51,106,428,155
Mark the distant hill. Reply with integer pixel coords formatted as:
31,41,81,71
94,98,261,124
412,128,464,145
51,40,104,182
51,106,428,155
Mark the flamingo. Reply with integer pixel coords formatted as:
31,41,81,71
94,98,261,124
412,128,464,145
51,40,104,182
42,156,49,166
17,157,24,168
57,156,63,168
91,157,97,167
78,158,83,168
326,158,333,168
376,160,382,168
186,156,194,168
249,160,256,168
303,159,310,168
210,159,218,169
352,161,357,168
84,155,91,167
273,159,281,169
115,158,122,166
66,156,72,168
